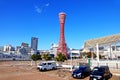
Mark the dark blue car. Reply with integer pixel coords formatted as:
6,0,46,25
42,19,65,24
72,66,91,79
89,66,112,80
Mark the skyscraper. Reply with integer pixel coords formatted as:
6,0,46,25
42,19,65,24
31,37,38,51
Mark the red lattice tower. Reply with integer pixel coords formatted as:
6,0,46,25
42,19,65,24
57,12,68,59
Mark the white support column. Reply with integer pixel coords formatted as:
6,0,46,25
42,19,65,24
109,44,112,59
94,47,96,59
92,51,93,60
96,43,99,62
91,47,95,60
114,42,117,59
114,42,117,51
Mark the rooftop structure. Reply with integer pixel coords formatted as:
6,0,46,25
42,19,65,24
84,33,120,48
84,33,120,62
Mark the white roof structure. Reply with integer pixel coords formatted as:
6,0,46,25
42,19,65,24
84,33,120,48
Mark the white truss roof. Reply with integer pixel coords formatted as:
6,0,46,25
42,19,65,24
84,33,120,48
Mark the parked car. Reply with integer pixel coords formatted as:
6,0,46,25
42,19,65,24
37,61,57,71
72,66,91,79
90,66,112,80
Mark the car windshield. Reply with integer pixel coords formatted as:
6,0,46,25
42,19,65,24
73,66,87,73
92,67,105,73
39,63,44,66
39,63,42,66
79,66,86,69
73,68,82,73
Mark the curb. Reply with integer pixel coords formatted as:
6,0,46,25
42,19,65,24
113,73,120,76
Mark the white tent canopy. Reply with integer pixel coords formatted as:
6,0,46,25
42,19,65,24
84,33,120,48
84,33,120,62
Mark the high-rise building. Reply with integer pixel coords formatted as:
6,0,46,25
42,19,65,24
31,37,38,51
21,42,29,47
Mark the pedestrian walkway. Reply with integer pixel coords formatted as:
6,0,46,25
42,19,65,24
111,69,120,76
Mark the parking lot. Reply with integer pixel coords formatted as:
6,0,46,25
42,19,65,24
0,61,120,80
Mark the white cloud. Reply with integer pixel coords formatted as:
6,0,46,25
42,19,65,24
45,3,50,7
35,2,50,14
35,6,42,13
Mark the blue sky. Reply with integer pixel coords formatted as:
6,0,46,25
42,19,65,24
0,0,120,50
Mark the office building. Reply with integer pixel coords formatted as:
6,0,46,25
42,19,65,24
31,37,38,51
21,42,29,47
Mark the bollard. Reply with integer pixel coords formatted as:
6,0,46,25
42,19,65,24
88,58,90,68
106,63,108,66
116,63,118,69
97,62,99,67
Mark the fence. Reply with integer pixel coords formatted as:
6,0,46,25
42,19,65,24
91,60,120,69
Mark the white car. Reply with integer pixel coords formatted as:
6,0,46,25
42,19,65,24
37,61,57,71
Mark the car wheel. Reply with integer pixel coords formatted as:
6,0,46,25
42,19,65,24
109,73,112,78
52,67,55,70
44,68,47,71
81,75,84,79
103,78,106,80
38,68,41,71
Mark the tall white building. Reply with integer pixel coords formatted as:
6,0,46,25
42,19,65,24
31,37,38,51
4,45,15,52
49,43,81,59
50,43,58,56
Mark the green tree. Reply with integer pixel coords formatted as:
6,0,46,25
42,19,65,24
42,53,52,61
80,52,103,59
80,52,87,58
80,52,96,58
99,54,102,59
79,54,82,59
31,54,41,61
31,54,41,66
55,53,67,62
87,52,96,58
